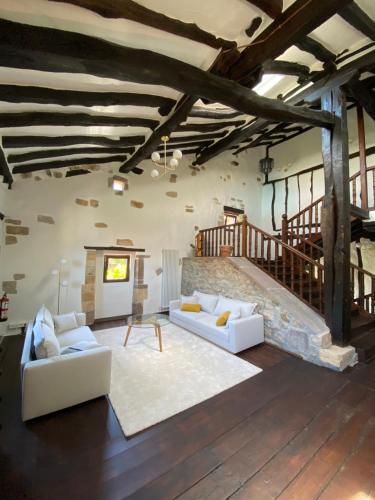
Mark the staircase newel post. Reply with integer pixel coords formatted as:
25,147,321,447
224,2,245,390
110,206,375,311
242,215,248,258
281,214,288,262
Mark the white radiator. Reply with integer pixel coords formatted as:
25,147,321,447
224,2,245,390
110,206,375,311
161,249,180,309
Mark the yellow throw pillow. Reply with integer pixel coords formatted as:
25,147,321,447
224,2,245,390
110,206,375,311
180,303,201,312
216,310,231,326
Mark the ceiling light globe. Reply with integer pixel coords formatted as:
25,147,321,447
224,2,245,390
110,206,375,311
150,168,160,178
173,149,182,160
151,152,160,163
169,158,178,168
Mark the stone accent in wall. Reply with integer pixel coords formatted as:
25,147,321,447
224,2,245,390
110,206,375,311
155,267,163,276
169,174,177,183
185,205,194,213
13,274,25,280
21,173,32,179
53,172,63,179
90,199,99,208
34,176,42,182
5,236,17,245
75,198,88,206
37,215,55,224
6,225,29,235
81,250,96,325
116,238,133,246
166,191,178,198
231,161,239,166
194,225,199,231
130,200,144,209
4,218,21,225
181,257,356,371
132,256,148,315
2,281,17,294
94,222,108,228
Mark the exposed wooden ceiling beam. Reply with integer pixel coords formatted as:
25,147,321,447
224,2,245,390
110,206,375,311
176,120,246,133
66,168,91,177
245,0,283,19
12,155,127,174
0,112,158,130
2,135,144,149
295,36,336,64
157,139,214,151
0,19,333,129
340,1,375,41
0,145,13,188
51,0,235,50
7,146,136,164
0,84,176,116
263,60,311,81
229,0,352,82
189,108,243,119
245,17,263,38
346,79,375,121
168,131,228,143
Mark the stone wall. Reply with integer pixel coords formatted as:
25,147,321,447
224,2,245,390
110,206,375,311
181,257,357,371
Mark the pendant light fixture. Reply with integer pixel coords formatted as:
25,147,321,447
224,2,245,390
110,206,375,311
150,136,182,179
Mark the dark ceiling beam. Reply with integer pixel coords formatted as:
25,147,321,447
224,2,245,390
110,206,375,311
0,112,158,130
295,36,336,64
169,131,228,143
65,169,91,178
0,145,13,188
195,53,366,164
245,17,263,38
245,0,283,19
157,139,214,151
346,79,375,121
150,148,200,159
0,19,333,129
235,122,288,153
51,0,235,50
12,155,127,174
339,1,375,41
189,108,243,119
229,0,352,82
263,60,311,81
120,95,197,173
0,84,176,116
2,135,144,149
176,120,246,133
7,146,136,164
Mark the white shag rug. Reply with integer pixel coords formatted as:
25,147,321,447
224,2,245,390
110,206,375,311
94,323,262,436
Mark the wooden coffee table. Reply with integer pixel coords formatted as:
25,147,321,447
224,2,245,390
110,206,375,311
123,313,170,352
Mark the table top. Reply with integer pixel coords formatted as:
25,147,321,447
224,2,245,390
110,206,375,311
127,313,170,328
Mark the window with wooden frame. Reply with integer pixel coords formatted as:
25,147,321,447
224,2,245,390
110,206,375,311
103,255,130,283
223,206,244,226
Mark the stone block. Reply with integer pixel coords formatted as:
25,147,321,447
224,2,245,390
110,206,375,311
166,191,177,198
169,174,177,183
6,225,29,235
37,215,55,224
2,281,17,294
85,274,96,285
133,286,148,302
130,200,144,209
132,302,143,315
13,274,26,280
53,172,63,178
116,239,134,246
5,236,17,245
85,311,95,325
95,222,108,228
90,199,99,208
76,198,88,206
4,218,21,225
82,300,95,313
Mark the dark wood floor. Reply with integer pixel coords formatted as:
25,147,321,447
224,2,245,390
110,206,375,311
1,323,375,500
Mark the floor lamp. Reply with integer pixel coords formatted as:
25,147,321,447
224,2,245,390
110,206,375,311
51,259,68,314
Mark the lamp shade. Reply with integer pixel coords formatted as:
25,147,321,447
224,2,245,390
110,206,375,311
259,156,274,175
150,168,160,178
169,158,178,168
151,152,160,163
173,149,182,160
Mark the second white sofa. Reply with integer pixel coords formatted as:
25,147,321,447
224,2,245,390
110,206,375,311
170,291,264,353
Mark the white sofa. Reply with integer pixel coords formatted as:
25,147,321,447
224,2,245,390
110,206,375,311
21,308,111,421
170,292,264,353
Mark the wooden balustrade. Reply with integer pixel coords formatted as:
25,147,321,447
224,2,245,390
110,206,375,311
350,263,375,315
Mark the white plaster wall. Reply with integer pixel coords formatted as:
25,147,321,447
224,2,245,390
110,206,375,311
0,183,10,296
260,108,375,233
2,150,262,322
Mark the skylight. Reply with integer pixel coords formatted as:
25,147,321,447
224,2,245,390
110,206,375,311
253,74,284,96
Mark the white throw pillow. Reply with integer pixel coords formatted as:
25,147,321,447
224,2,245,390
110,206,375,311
35,305,54,331
238,301,257,318
33,320,60,359
214,296,243,316
180,295,198,304
61,340,100,355
193,291,219,314
53,312,78,334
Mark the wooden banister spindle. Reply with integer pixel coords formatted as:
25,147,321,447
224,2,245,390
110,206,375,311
242,215,248,258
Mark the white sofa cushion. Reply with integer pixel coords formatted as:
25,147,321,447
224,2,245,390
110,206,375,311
214,296,242,317
193,291,219,314
35,305,54,331
33,321,60,359
180,294,198,304
237,301,257,318
57,325,96,349
54,312,78,334
61,340,101,355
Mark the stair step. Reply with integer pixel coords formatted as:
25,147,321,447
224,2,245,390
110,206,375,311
351,327,375,363
351,310,375,338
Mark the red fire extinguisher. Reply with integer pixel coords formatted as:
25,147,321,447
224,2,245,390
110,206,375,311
0,293,9,322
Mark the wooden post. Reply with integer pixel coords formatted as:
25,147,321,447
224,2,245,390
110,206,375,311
281,214,288,262
321,88,351,346
195,231,203,257
241,215,248,257
356,104,368,209
356,241,365,308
